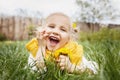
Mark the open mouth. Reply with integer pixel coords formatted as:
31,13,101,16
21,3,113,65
49,36,60,47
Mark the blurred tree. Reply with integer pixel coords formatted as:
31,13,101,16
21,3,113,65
16,8,28,17
35,11,43,19
75,0,120,24
15,8,43,18
27,25,36,39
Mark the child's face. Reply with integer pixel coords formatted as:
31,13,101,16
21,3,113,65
44,15,71,51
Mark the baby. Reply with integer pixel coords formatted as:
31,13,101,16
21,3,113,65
26,12,98,73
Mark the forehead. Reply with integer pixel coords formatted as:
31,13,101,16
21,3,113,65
46,14,71,26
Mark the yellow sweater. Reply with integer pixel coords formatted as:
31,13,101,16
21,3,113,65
26,38,83,65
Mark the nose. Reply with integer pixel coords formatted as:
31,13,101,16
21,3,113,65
53,32,59,35
52,28,59,35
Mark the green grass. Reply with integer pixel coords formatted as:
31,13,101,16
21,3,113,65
80,28,120,42
0,28,120,80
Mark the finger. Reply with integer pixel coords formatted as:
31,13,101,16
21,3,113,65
41,30,45,35
60,66,65,70
45,31,51,35
39,32,44,39
56,59,60,63
59,55,66,59
36,31,43,39
43,33,49,38
60,58,66,63
42,30,51,39
38,30,48,39
59,62,65,67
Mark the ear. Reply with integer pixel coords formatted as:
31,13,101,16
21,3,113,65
70,27,80,41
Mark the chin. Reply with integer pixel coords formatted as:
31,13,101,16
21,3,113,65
47,45,59,51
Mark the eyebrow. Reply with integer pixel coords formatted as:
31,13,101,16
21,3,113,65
47,23,55,26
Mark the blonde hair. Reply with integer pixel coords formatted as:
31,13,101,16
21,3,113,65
46,12,71,22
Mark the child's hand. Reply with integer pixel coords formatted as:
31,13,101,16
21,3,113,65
36,28,50,40
56,55,71,70
36,28,50,46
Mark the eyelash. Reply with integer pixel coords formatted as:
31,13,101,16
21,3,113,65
48,25,55,28
61,28,67,32
48,25,67,32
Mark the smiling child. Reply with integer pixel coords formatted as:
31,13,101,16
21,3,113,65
26,12,98,73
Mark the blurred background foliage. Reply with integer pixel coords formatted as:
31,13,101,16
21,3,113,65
80,27,120,42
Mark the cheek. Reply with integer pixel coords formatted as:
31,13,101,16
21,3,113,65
62,34,70,41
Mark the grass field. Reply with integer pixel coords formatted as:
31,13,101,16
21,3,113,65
0,28,120,80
